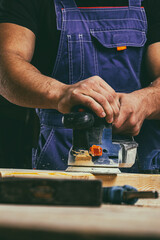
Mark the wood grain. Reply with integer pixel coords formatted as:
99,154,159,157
0,169,160,190
0,204,160,240
0,169,160,206
0,169,160,239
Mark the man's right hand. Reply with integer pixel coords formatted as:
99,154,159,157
0,24,120,124
58,76,120,123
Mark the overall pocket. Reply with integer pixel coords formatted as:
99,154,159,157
35,125,72,170
89,29,147,92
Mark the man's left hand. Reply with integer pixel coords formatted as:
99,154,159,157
112,91,149,136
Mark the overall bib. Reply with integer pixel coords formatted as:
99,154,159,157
33,0,160,172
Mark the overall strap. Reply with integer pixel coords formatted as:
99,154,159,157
60,0,77,9
129,0,142,7
54,0,78,30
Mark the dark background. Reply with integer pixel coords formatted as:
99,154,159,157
0,96,39,169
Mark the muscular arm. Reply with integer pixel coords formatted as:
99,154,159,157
0,23,120,122
145,42,160,119
0,23,66,109
113,42,160,136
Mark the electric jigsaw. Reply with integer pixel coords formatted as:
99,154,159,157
63,106,138,174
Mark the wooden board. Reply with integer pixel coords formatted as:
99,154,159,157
0,169,160,240
0,169,160,206
0,204,160,240
0,168,160,190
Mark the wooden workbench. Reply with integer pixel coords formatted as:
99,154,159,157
0,169,160,240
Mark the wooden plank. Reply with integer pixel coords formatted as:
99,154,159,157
0,204,160,240
0,168,160,190
0,169,160,206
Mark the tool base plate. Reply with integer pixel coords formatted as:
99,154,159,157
66,166,121,175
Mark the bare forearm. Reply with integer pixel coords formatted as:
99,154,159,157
144,77,160,119
113,77,160,136
0,52,66,109
144,43,160,119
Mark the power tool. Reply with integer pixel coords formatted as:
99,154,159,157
62,106,138,174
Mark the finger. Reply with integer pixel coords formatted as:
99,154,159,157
112,109,129,132
78,94,107,118
83,90,115,121
90,85,120,122
113,117,140,136
105,93,120,122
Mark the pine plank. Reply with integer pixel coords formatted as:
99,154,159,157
0,169,160,206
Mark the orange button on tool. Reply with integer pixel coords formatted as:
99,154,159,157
117,46,127,51
89,145,103,157
78,108,85,112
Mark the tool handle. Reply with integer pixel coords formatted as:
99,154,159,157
103,185,159,205
103,185,138,205
62,112,94,129
123,191,159,201
62,105,95,129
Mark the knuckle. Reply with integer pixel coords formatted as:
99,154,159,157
99,96,107,106
80,82,88,90
128,107,134,115
84,98,92,107
91,75,102,83
130,124,140,136
106,109,113,120
114,109,120,118
132,128,140,136
129,116,137,127
107,93,117,104
111,90,117,98
107,94,114,103
94,75,101,80
71,89,79,98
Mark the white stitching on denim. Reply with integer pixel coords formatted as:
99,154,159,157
90,29,146,47
91,29,145,33
68,40,92,43
68,35,84,83
63,18,146,23
64,7,142,12
67,35,73,84
37,128,55,168
52,10,67,76
93,42,99,75
78,34,85,81
141,8,148,32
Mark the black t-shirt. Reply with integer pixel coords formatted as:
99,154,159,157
0,0,160,78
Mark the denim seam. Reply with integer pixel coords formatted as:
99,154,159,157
78,34,85,81
90,29,145,33
140,9,148,32
67,35,73,83
91,41,145,48
64,8,142,12
67,34,85,83
68,40,92,43
37,128,55,168
52,10,67,76
91,30,146,47
41,123,65,128
93,43,99,75
64,19,146,23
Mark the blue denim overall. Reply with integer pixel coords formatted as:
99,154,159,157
33,0,160,172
